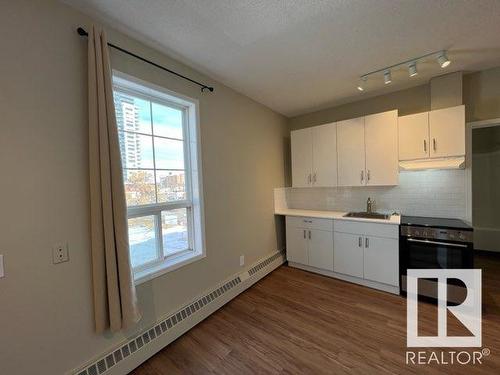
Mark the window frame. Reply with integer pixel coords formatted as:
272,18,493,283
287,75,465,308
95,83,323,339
112,70,206,284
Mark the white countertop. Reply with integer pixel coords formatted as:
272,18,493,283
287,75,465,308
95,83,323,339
275,208,401,225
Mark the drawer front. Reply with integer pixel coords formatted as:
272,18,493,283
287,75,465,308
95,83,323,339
334,219,398,239
287,216,333,231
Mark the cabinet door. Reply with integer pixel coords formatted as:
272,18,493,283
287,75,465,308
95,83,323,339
291,128,313,187
398,112,429,160
333,232,364,278
308,229,334,271
365,110,399,186
363,236,399,286
286,227,309,265
312,123,337,187
337,117,366,187
429,105,465,158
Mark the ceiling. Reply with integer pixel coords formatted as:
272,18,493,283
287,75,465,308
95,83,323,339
64,0,500,117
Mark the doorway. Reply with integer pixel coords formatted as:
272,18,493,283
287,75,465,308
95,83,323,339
472,123,500,252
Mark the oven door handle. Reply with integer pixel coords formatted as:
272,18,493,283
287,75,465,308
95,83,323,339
407,238,468,248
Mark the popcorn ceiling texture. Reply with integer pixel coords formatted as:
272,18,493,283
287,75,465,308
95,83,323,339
285,169,467,220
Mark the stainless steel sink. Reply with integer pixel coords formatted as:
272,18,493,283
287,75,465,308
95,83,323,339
344,212,391,220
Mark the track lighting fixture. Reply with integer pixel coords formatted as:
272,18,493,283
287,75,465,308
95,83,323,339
408,62,418,77
356,50,450,92
357,77,367,91
437,51,450,68
384,70,392,85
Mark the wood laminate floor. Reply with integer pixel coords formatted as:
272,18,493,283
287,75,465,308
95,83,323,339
131,253,500,374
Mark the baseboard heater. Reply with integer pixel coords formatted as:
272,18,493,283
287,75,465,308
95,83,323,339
73,250,285,375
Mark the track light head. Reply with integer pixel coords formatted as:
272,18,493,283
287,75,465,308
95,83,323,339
357,77,367,91
384,70,392,85
437,51,450,68
408,62,418,77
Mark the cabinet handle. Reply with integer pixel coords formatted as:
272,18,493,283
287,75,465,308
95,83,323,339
308,173,312,184
423,139,427,152
313,172,317,183
360,170,364,184
358,237,362,247
367,170,370,182
308,230,312,240
365,237,369,248
303,230,306,239
433,138,437,151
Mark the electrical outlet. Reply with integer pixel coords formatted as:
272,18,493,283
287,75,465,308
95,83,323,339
53,243,69,264
239,255,245,266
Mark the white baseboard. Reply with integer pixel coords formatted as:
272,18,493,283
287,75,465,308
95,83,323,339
71,250,285,375
288,262,400,295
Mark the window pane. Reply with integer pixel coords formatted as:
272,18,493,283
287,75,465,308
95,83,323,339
119,133,154,169
156,170,186,202
154,138,185,169
114,91,152,134
124,169,156,206
128,215,159,268
152,102,183,139
162,208,189,255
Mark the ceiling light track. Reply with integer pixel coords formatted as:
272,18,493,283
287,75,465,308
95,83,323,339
357,50,450,91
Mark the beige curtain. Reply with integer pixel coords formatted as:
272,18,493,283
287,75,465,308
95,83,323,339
87,26,141,333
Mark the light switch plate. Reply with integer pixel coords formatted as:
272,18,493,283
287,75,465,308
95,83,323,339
239,255,245,266
53,243,69,264
0,255,4,278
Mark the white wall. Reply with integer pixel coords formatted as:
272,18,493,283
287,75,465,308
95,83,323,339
285,169,467,220
472,126,500,251
0,1,288,374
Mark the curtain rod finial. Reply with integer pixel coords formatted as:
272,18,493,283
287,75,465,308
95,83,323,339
77,27,88,36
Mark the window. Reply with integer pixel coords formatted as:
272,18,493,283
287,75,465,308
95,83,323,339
113,72,205,284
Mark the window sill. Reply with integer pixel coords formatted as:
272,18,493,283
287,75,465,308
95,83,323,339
134,251,205,285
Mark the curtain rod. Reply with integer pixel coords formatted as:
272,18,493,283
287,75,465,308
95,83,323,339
77,27,214,93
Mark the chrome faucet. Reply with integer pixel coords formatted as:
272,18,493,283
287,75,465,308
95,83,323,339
366,197,374,213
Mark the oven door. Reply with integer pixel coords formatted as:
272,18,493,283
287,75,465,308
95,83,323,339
400,237,473,302
404,237,472,270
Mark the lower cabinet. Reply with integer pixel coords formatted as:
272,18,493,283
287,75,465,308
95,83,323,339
286,216,399,291
334,220,399,287
309,229,334,271
333,232,364,278
363,236,399,286
286,217,334,271
286,227,309,265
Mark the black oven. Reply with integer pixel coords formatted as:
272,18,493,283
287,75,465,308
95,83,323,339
399,216,473,302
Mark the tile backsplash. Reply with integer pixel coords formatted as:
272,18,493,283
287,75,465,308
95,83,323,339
285,169,467,220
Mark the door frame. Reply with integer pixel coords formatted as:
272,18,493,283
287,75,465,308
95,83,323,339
465,118,500,223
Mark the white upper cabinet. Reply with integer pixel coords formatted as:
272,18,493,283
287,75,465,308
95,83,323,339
337,111,398,187
429,105,465,158
312,123,338,187
398,112,430,161
292,110,400,188
365,110,399,186
398,105,465,161
291,123,337,187
291,128,313,187
337,117,366,187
